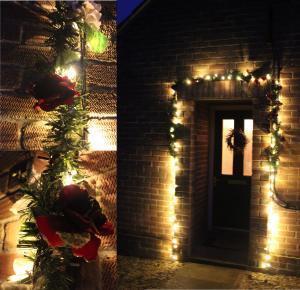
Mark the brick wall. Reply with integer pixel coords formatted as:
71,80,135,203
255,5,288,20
191,103,209,246
0,1,117,287
119,0,300,274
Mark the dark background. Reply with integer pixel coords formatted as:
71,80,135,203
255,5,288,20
117,0,144,24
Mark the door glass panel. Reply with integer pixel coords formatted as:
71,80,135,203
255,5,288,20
243,119,253,176
221,119,234,175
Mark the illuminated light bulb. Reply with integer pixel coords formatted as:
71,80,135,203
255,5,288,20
170,88,176,96
172,238,178,245
72,22,79,31
174,101,182,111
270,174,275,183
173,196,178,205
243,71,249,77
62,170,77,186
227,75,232,80
205,75,211,80
172,117,180,124
172,254,178,261
173,244,178,249
251,76,256,82
214,74,218,77
56,66,77,82
170,127,175,133
185,79,192,85
270,137,276,148
266,74,272,80
173,223,179,233
265,254,271,261
174,142,180,151
8,258,34,282
275,80,280,85
88,125,116,151
221,76,225,80
170,215,176,223
261,262,271,269
175,110,181,117
236,75,242,81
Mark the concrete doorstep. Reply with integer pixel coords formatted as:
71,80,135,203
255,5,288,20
160,263,244,289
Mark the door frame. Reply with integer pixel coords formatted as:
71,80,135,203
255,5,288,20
208,104,253,231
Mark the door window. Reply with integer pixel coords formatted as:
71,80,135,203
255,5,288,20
221,119,234,175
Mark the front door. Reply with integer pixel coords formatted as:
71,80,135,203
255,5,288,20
213,110,253,230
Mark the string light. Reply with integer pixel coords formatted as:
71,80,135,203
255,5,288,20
55,66,77,82
171,72,283,268
185,78,192,85
62,170,77,186
168,88,185,261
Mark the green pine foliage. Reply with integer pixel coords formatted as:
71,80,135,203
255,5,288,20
18,2,90,289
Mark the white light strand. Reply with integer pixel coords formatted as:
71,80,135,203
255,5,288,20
169,90,183,261
261,79,282,269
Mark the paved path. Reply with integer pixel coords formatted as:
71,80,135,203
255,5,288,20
162,262,243,289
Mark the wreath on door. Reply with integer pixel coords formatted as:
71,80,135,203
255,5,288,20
226,129,248,152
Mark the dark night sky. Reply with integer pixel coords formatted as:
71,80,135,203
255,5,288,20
117,0,145,24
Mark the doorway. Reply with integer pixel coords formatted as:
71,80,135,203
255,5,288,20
192,105,253,266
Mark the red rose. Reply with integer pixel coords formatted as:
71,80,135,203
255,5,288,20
32,74,80,111
72,235,101,262
35,215,64,247
34,184,114,261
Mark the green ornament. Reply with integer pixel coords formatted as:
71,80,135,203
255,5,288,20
86,26,108,54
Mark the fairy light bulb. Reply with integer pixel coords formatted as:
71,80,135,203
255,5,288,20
185,78,192,85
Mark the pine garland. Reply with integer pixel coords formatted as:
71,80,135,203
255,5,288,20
17,2,104,289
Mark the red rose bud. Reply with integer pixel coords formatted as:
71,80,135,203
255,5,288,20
98,221,114,236
72,235,101,262
35,216,64,247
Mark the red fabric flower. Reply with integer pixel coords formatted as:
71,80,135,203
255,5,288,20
35,216,64,247
72,235,101,262
32,74,80,111
34,184,114,261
